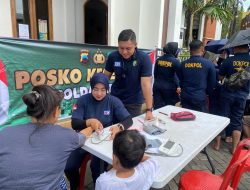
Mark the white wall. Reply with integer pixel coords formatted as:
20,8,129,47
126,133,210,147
0,0,171,49
109,0,140,47
52,0,185,49
52,0,77,42
166,0,183,45
0,0,13,37
109,0,163,49
139,0,163,49
198,15,205,41
214,21,222,40
108,0,113,45
180,7,186,48
75,0,85,43
64,0,77,42
52,0,66,41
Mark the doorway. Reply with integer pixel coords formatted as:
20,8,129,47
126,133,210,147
84,0,108,45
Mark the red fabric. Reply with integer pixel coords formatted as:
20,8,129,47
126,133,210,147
0,59,8,86
149,49,156,64
72,104,77,112
170,111,196,121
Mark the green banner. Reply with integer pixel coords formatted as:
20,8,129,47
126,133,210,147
0,38,119,128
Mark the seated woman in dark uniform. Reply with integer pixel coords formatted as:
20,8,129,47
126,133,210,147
65,73,133,190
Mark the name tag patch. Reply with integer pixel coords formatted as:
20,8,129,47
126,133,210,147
185,62,202,68
114,62,121,67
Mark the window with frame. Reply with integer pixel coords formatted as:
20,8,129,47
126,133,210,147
11,0,53,40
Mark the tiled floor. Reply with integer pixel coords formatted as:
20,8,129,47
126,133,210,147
83,140,250,190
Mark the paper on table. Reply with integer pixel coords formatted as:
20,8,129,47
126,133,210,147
128,125,143,131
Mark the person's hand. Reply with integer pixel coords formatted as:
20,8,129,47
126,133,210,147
145,111,154,120
109,125,121,140
176,87,181,95
86,118,103,134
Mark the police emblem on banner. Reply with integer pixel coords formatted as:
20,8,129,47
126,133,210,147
80,49,90,64
93,49,106,64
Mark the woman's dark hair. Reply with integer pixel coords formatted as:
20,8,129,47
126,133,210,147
113,130,146,169
22,85,64,123
163,42,178,56
118,29,136,42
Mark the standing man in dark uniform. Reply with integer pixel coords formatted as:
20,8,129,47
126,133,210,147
153,42,181,109
104,29,154,120
178,40,216,112
217,44,250,153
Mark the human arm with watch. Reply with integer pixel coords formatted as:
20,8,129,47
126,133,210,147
109,115,133,139
71,94,104,134
141,76,154,120
72,118,103,136
109,96,133,139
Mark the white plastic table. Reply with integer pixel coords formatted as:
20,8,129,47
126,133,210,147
82,105,230,188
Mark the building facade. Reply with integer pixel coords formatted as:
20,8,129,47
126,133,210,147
0,0,221,49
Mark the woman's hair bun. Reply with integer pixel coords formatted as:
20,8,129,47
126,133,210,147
22,91,41,107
